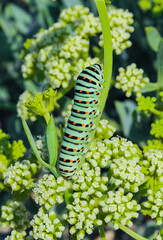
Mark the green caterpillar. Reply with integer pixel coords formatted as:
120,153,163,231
59,64,104,177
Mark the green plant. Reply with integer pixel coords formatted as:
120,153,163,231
0,0,163,240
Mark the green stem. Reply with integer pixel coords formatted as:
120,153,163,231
98,225,106,240
157,39,163,111
118,223,148,240
44,112,51,124
94,0,113,115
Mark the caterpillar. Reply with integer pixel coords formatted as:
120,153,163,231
59,63,104,177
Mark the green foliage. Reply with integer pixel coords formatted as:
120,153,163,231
1,0,163,239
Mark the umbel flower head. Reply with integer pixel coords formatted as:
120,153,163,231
25,88,58,118
115,63,149,97
21,5,100,89
0,200,30,231
136,96,160,115
4,160,37,192
150,119,163,138
95,119,116,140
141,189,163,225
99,8,134,54
140,150,163,179
143,139,163,152
138,0,163,15
64,161,140,239
5,230,26,240
30,207,65,240
153,229,163,240
33,174,67,210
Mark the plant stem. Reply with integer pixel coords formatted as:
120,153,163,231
44,112,51,124
94,0,113,115
157,39,163,111
118,223,148,240
98,225,106,240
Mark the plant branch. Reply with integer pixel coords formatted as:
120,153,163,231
118,223,148,240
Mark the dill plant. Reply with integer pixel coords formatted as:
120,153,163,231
0,0,163,240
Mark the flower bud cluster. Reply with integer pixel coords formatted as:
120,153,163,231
99,8,134,54
21,6,100,89
115,63,149,97
150,119,163,138
143,139,163,152
25,88,58,118
102,188,140,229
4,160,37,192
64,163,108,238
60,5,89,23
17,91,36,121
136,96,160,115
141,189,163,225
5,230,26,240
33,174,66,210
9,140,26,161
95,119,116,140
64,162,140,238
138,0,163,16
141,150,163,178
30,207,65,239
36,136,48,161
1,200,30,230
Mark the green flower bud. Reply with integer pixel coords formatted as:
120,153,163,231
142,189,163,225
1,200,30,231
33,174,67,210
30,207,65,239
17,91,36,121
150,119,163,138
136,96,160,115
5,230,26,240
115,64,149,97
4,160,37,192
99,8,134,54
95,119,116,140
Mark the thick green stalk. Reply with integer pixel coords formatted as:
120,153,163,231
94,0,113,116
98,225,106,240
118,223,148,240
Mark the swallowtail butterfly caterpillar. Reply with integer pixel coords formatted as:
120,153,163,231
59,63,104,177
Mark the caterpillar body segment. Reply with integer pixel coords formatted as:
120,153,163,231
67,116,94,131
59,63,104,177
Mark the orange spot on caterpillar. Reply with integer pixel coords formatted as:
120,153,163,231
77,110,80,113
93,111,96,114
85,112,89,114
89,79,92,82
87,91,90,94
86,101,89,104
77,137,81,140
73,149,77,152
77,159,80,162
68,170,71,173
70,160,73,163
80,90,82,93
63,169,65,172
96,92,99,95
63,159,66,161
66,147,69,150
78,100,82,103
73,122,76,125
82,124,85,126
83,77,86,79
69,135,72,138
75,169,77,171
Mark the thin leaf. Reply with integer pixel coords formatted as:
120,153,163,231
22,119,50,169
140,82,159,93
115,100,136,137
145,27,161,52
46,115,58,168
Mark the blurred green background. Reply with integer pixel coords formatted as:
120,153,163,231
0,0,163,239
